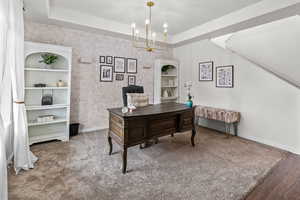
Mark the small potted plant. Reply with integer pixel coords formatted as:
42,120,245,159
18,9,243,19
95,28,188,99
161,65,175,75
39,53,58,69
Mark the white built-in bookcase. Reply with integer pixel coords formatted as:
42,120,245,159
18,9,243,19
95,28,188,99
24,41,72,145
154,59,179,104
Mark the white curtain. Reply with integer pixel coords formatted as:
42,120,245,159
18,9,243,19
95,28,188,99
8,0,37,173
1,0,38,199
0,0,9,199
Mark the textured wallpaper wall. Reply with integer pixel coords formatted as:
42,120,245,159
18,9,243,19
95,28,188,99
24,21,173,131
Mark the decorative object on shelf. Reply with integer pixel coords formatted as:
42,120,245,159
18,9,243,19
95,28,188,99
128,75,136,86
56,80,66,87
161,65,174,75
39,53,58,69
130,1,168,52
114,57,126,73
100,65,113,82
216,65,234,88
199,61,213,81
115,74,124,81
99,56,106,63
163,89,169,98
34,83,46,87
106,56,113,64
127,58,138,74
37,115,55,123
41,94,53,106
184,81,193,108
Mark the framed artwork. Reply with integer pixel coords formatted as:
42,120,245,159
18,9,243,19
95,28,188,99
114,57,126,73
127,58,138,74
128,75,136,86
115,74,124,81
106,56,113,65
216,65,234,88
199,61,213,81
99,56,106,64
100,65,113,82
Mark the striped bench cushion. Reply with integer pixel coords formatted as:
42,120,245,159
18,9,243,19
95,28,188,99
195,105,240,123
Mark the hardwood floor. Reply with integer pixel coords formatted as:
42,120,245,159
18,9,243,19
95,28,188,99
246,153,300,200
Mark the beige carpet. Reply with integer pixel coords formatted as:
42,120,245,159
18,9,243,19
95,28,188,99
8,127,285,200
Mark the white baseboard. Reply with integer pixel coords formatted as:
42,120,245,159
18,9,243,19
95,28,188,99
241,134,300,155
79,126,108,133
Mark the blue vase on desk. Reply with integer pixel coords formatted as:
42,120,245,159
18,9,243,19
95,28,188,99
185,94,193,108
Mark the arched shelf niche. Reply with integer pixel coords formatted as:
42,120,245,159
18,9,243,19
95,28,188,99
25,52,69,70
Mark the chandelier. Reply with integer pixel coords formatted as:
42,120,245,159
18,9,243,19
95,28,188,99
131,1,168,52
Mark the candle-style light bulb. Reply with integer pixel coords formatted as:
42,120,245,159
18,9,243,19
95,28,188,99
163,23,168,29
135,29,139,41
152,32,156,46
145,19,150,25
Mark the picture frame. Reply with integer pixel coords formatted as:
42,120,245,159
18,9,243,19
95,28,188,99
115,74,124,81
99,56,106,64
128,75,136,86
100,65,113,82
199,61,213,81
106,56,113,65
114,57,126,73
127,58,138,74
216,65,234,88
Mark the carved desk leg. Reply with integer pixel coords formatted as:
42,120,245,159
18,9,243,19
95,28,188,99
122,147,127,174
191,109,196,147
191,129,196,147
108,135,113,155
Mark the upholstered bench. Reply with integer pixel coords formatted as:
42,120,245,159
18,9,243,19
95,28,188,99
194,105,241,136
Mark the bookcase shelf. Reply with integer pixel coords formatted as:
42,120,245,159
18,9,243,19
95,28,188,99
154,59,180,104
25,87,69,90
25,68,69,72
25,41,72,145
26,104,69,110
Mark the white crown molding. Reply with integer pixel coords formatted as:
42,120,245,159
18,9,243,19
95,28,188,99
172,0,300,46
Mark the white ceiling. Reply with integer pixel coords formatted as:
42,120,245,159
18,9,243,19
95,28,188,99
51,0,262,35
24,0,300,45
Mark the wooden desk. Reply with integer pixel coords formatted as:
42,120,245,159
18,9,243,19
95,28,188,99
107,103,196,174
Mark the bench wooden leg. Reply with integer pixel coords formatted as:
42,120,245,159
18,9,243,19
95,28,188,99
233,122,238,136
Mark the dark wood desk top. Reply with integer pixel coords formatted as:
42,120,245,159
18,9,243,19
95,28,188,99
108,103,192,118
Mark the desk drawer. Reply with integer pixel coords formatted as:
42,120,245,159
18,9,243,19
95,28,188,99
149,117,177,136
180,111,193,131
128,119,146,144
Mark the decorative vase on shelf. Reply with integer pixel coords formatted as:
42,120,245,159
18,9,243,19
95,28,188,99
56,80,66,87
163,89,169,98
